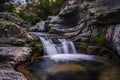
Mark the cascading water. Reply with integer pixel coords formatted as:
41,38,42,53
33,33,95,61
26,33,120,80
39,35,77,55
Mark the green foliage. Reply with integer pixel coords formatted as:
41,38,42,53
5,13,23,24
81,42,88,47
16,0,65,25
48,29,56,34
93,34,105,46
0,4,14,12
48,24,54,27
26,29,33,32
0,20,16,28
30,41,42,52
17,10,40,25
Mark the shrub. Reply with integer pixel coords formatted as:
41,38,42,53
16,0,66,25
48,29,56,34
81,41,88,47
30,41,42,52
93,34,105,46
17,10,40,25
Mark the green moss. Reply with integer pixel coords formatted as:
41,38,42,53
0,20,17,28
16,0,65,25
6,13,23,24
30,41,43,52
26,29,33,32
92,34,105,46
48,29,56,34
81,42,88,47
17,10,40,25
48,24,54,27
0,20,21,38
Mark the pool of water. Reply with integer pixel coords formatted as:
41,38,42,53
25,54,120,80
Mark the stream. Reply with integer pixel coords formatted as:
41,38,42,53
23,33,120,80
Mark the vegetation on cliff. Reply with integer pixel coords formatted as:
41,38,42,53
15,0,65,25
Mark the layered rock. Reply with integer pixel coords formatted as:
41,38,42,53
30,21,46,32
0,12,30,28
49,0,120,56
0,47,31,80
0,14,33,46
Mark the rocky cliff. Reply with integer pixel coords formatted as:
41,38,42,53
49,0,120,56
0,12,33,46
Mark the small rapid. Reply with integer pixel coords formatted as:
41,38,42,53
39,35,77,55
34,33,95,62
24,33,120,80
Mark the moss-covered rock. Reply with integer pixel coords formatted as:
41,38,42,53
0,20,33,45
0,12,29,28
0,20,21,38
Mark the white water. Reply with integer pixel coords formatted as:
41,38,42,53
39,36,77,55
35,33,95,61
49,54,95,62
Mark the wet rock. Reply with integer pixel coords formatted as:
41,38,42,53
30,21,46,32
113,25,120,55
76,45,117,62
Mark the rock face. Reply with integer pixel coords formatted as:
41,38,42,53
0,12,29,28
30,21,46,32
0,47,31,80
0,13,33,45
0,63,27,80
49,0,120,56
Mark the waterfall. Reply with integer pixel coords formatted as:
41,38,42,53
32,32,95,61
39,35,95,61
39,35,77,55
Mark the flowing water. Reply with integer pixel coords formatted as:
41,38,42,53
26,33,120,80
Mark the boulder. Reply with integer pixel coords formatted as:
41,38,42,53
0,12,30,28
0,20,33,45
30,21,46,32
0,47,31,80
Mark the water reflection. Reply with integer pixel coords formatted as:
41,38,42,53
26,57,110,80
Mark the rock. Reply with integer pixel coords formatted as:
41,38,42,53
0,47,31,65
0,12,30,28
30,21,46,32
0,69,27,80
0,20,33,45
113,25,120,55
0,47,31,80
30,16,57,32
0,38,25,46
49,0,120,56
76,45,117,61
0,12,33,46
